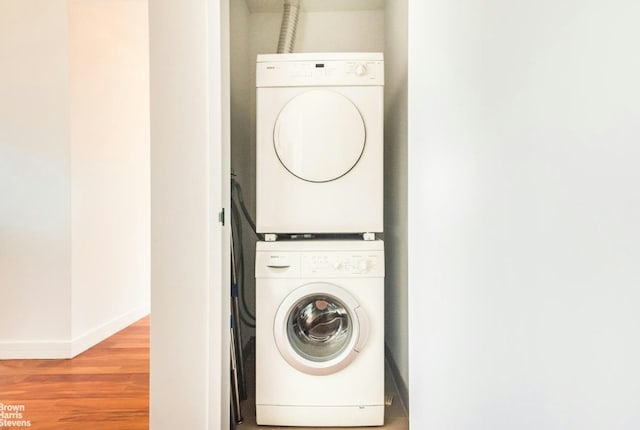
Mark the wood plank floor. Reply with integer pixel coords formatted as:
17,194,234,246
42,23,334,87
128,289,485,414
2,317,408,429
0,316,149,430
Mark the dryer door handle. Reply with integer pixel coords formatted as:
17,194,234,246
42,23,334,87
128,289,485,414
354,306,370,353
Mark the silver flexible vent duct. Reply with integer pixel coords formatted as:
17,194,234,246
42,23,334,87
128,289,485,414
277,0,300,53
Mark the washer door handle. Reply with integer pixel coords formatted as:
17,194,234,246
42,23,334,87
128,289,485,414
354,306,370,353
267,264,291,269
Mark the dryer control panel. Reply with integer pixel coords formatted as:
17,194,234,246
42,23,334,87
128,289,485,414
257,53,384,87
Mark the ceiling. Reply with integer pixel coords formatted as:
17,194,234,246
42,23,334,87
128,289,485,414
245,0,385,13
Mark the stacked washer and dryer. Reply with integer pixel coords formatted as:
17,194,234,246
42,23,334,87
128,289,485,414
255,52,385,427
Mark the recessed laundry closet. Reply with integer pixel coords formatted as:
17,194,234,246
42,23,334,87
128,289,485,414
148,1,640,428
228,0,408,428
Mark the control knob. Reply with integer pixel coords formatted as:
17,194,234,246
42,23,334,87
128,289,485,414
355,63,368,77
357,260,368,273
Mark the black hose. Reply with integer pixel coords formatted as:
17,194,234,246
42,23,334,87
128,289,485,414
230,175,259,327
231,201,256,325
231,177,263,241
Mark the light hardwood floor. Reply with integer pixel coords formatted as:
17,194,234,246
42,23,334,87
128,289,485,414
1,317,409,429
0,317,149,430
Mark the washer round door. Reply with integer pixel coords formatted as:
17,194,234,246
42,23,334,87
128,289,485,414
274,282,370,376
273,89,366,183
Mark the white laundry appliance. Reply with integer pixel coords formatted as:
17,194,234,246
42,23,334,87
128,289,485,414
255,240,385,427
256,53,384,235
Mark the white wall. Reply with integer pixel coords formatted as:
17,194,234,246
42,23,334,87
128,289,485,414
409,1,640,428
0,0,72,355
0,0,150,359
249,9,385,57
69,0,150,355
149,0,229,428
383,0,409,400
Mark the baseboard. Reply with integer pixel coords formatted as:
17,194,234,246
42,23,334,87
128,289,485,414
385,344,410,414
0,305,149,360
0,340,72,360
71,305,150,357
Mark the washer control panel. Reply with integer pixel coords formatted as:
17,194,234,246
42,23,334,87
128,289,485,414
255,241,385,279
301,252,383,277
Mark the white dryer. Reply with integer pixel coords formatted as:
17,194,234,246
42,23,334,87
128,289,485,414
255,240,385,427
256,53,384,234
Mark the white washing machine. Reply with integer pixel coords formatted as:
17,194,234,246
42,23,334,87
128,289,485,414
256,53,384,234
255,240,385,427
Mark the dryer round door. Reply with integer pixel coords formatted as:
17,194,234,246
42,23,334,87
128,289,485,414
273,89,366,183
273,282,370,376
